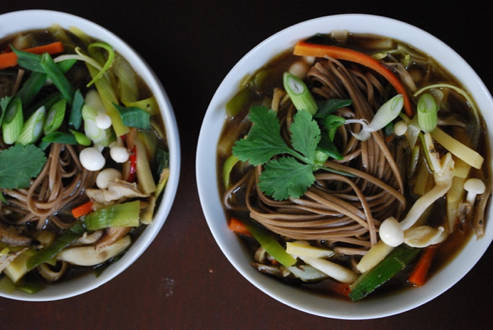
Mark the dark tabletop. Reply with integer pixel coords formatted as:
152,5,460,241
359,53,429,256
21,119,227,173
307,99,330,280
1,1,492,329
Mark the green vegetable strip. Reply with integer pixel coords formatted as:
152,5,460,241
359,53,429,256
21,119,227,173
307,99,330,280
2,97,23,144
85,200,140,230
226,87,253,117
69,89,84,129
246,222,296,268
349,245,420,301
114,104,151,130
16,60,76,109
11,47,44,73
86,64,128,136
39,131,78,150
43,99,66,135
86,42,115,87
39,53,73,103
283,72,318,115
69,129,91,146
26,230,82,271
16,280,45,294
17,106,46,145
417,93,438,133
16,73,47,108
223,154,239,189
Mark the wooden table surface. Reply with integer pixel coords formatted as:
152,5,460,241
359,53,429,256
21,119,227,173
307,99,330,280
1,1,492,329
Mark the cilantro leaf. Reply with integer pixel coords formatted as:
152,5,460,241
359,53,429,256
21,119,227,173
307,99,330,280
258,157,315,200
289,110,320,163
232,106,292,165
0,145,47,189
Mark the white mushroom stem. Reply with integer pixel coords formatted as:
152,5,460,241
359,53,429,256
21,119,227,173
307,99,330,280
75,230,104,245
57,236,131,266
394,121,408,136
297,256,357,284
379,152,454,247
96,168,122,189
464,178,486,205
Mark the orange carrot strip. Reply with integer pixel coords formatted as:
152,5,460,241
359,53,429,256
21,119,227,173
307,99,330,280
408,245,439,287
228,217,251,236
293,41,413,116
0,41,64,69
326,280,351,297
72,201,94,218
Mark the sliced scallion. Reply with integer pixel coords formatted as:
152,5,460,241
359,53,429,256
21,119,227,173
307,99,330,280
2,98,24,144
367,94,403,132
10,46,44,73
43,99,66,135
17,106,46,145
39,53,73,103
69,89,84,129
69,129,91,146
417,93,438,133
283,72,318,115
39,131,77,150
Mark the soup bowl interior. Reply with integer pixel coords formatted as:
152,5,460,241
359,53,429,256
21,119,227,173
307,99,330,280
196,14,493,319
0,10,180,301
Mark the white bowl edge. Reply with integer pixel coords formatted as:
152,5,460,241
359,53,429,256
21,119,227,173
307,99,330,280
0,9,181,301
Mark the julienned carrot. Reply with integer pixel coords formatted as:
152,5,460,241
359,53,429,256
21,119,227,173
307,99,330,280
326,280,351,297
0,41,64,69
71,201,94,218
408,245,439,287
228,217,251,236
293,41,413,117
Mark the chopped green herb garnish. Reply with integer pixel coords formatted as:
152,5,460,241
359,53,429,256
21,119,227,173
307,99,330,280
39,131,78,150
314,98,352,119
0,144,47,189
69,89,84,129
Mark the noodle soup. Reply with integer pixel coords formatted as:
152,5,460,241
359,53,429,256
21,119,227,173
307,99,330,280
217,32,490,301
0,25,169,294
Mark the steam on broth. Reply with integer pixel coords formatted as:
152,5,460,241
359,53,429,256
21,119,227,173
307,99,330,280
218,32,490,301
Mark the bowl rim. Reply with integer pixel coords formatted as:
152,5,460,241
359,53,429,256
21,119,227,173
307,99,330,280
0,9,181,301
196,13,493,319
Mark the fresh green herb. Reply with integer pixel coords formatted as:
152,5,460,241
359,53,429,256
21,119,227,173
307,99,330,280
43,99,66,135
314,98,352,119
39,131,78,150
317,134,343,162
0,192,8,204
283,72,318,115
10,46,44,72
114,103,151,130
39,53,73,103
69,89,84,129
2,97,24,144
57,59,77,73
233,106,350,200
17,106,46,145
0,144,47,189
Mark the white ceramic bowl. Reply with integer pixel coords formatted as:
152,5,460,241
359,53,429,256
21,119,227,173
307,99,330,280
0,10,180,301
196,14,493,319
